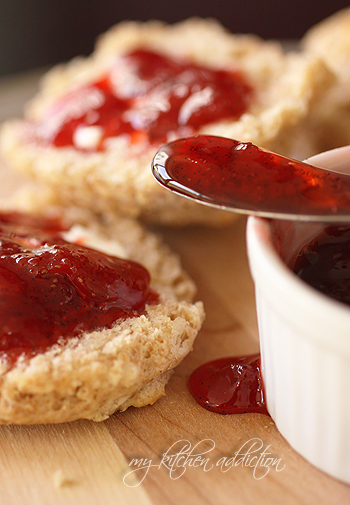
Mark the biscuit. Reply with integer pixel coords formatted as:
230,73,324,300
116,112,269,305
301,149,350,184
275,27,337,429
301,8,350,152
302,8,350,77
0,19,333,225
0,202,204,424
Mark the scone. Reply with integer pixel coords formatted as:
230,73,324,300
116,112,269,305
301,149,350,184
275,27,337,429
302,8,350,78
301,8,350,151
0,204,204,424
0,18,333,225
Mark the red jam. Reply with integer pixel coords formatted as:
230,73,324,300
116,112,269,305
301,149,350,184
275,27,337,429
153,135,350,218
0,212,157,363
292,225,350,306
158,136,350,415
188,354,268,415
43,49,253,150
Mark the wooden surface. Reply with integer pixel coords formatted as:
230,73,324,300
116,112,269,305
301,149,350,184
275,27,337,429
0,70,350,505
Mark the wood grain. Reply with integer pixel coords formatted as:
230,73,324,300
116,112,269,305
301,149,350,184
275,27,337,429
0,69,349,505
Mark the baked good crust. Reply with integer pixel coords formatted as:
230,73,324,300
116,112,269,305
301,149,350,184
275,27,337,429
0,203,204,424
0,18,333,225
300,8,350,152
302,8,350,77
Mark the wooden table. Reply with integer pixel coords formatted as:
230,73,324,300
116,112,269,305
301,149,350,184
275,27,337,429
0,69,349,505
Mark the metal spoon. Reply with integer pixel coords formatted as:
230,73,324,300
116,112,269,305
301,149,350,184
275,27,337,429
152,135,350,222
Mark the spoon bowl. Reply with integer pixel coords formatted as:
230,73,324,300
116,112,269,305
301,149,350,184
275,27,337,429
152,136,350,222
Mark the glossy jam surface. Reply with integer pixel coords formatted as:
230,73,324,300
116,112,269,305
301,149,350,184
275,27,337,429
44,49,253,150
0,212,156,362
188,354,268,415
153,136,350,218
293,225,350,306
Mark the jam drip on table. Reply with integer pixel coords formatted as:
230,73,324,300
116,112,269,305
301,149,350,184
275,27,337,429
0,212,157,363
293,225,350,306
44,49,253,150
153,135,350,218
188,354,268,415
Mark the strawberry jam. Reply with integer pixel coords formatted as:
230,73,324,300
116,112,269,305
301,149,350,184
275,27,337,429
293,225,350,306
189,354,268,415
0,212,157,363
42,49,253,150
153,135,350,219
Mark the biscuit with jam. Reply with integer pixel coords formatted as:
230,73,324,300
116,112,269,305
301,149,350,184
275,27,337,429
0,18,333,225
0,203,204,424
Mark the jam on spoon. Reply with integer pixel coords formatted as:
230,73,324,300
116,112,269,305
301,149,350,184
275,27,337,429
0,211,157,364
152,135,350,221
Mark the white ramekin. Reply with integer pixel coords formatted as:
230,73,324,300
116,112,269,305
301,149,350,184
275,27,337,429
246,145,350,484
